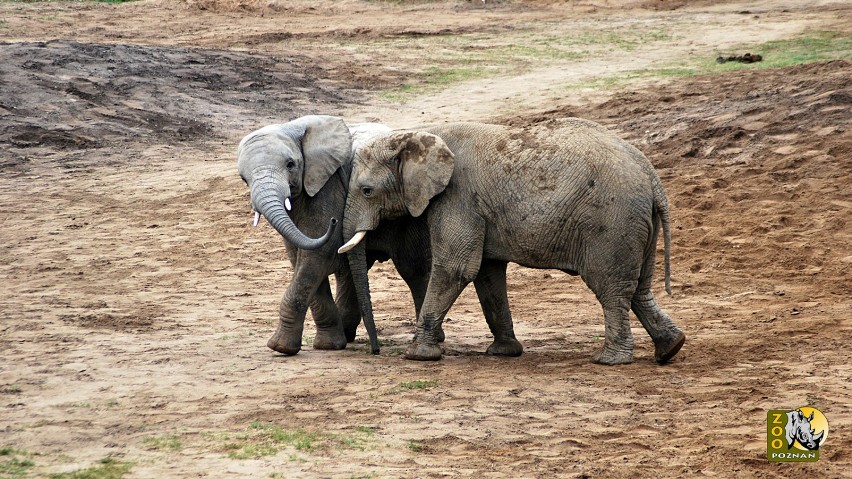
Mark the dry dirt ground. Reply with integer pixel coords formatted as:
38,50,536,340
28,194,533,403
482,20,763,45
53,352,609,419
1,1,851,478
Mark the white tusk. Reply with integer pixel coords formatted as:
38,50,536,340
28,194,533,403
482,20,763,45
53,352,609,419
252,211,260,227
337,231,367,254
285,198,292,211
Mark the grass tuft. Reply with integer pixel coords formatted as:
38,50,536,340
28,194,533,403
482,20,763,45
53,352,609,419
218,422,376,459
1,447,35,479
566,31,852,92
48,457,132,479
398,379,439,390
142,434,182,452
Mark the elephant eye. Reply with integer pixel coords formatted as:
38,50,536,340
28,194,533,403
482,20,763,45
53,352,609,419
361,186,373,198
286,160,296,170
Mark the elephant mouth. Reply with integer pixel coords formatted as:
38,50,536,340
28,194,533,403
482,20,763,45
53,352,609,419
338,230,367,254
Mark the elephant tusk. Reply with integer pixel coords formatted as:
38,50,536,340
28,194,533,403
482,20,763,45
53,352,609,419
338,231,367,254
285,198,292,211
252,211,261,227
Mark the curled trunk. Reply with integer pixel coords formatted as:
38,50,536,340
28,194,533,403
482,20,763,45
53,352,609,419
252,179,335,250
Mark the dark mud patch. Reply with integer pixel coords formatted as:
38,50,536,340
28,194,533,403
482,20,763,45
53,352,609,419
0,40,363,154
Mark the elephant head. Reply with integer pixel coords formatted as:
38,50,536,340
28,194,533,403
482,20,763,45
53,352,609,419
338,131,454,253
237,115,350,249
336,131,453,355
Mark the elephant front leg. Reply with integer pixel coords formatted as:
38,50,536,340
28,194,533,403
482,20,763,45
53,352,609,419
395,258,445,343
474,259,523,357
406,266,470,361
310,277,348,350
267,267,325,356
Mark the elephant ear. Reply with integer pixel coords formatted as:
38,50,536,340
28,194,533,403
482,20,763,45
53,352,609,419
397,131,455,217
296,115,353,197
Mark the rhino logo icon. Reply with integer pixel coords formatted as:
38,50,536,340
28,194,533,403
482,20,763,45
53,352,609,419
785,408,825,450
768,406,828,461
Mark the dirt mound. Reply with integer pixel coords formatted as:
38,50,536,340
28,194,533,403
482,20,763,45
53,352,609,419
0,40,359,151
498,60,852,299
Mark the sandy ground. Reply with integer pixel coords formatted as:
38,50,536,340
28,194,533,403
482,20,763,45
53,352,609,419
1,0,851,477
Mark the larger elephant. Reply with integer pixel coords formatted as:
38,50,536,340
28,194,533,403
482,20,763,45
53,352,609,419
236,115,440,355
339,118,685,364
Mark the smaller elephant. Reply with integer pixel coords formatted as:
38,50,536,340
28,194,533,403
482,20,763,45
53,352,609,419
236,115,443,355
339,118,685,364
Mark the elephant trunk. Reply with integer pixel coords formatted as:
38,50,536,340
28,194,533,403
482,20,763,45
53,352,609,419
251,178,336,250
346,240,379,355
339,192,379,353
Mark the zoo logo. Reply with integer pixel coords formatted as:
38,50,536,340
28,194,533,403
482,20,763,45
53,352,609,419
767,407,828,462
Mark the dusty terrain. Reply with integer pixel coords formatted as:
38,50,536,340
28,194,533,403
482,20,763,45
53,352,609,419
1,0,851,477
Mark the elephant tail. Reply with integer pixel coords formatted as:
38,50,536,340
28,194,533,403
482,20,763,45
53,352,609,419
653,175,672,295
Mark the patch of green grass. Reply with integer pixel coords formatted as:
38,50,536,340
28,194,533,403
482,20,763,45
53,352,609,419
105,400,119,408
0,448,35,479
374,26,674,102
750,31,852,66
566,31,852,92
219,422,376,459
142,434,182,452
1,385,22,394
398,379,439,390
407,441,424,453
225,442,278,460
381,66,490,102
48,457,132,479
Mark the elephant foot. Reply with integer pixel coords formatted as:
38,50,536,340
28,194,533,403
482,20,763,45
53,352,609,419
313,328,347,351
591,346,633,365
654,329,685,364
343,325,358,343
486,337,524,357
267,330,301,356
405,341,443,361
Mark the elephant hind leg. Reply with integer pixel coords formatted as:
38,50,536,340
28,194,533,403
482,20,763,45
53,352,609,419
630,221,684,363
311,277,347,350
474,259,523,357
631,289,684,364
592,296,633,365
589,281,636,365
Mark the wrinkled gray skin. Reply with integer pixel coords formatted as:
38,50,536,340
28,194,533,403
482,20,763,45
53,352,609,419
237,115,441,355
341,118,685,364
